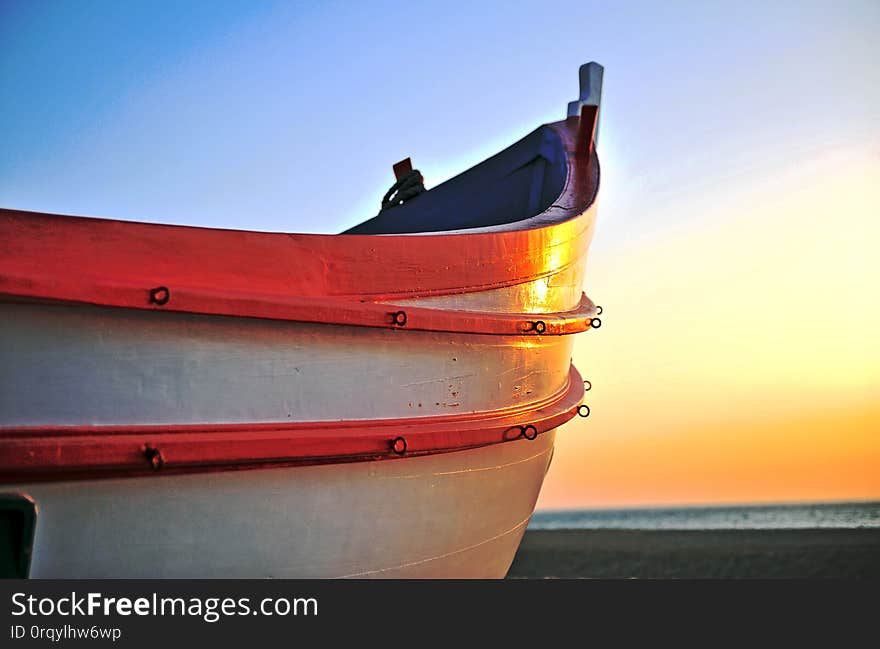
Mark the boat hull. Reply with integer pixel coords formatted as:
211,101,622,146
11,431,555,578
0,67,605,578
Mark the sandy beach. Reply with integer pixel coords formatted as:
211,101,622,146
507,529,880,578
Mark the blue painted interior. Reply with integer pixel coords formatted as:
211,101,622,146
342,125,568,234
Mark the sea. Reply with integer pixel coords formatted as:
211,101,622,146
528,500,880,530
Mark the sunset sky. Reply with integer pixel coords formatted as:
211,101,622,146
1,1,877,509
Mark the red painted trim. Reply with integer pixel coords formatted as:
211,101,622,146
3,289,598,336
0,367,586,483
0,120,598,321
577,104,599,158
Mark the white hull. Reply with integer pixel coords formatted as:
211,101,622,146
0,301,575,427
12,431,554,578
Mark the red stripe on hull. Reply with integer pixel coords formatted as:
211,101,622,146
0,122,597,319
2,291,598,335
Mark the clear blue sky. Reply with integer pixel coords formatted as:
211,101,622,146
2,0,876,239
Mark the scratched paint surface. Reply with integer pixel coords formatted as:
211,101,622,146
0,302,575,426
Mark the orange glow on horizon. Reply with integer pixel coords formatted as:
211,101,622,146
537,145,880,510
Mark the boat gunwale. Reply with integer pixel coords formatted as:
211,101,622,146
0,117,600,322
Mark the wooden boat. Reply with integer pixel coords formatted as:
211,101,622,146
0,63,604,578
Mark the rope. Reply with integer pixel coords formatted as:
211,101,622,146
381,169,425,211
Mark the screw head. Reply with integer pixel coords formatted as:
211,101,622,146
391,437,407,455
149,286,170,306
144,445,165,469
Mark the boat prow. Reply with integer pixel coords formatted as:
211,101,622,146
0,63,605,578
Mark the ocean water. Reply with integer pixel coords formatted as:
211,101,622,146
529,501,880,530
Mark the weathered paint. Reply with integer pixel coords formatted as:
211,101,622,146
0,302,580,428
0,360,583,480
